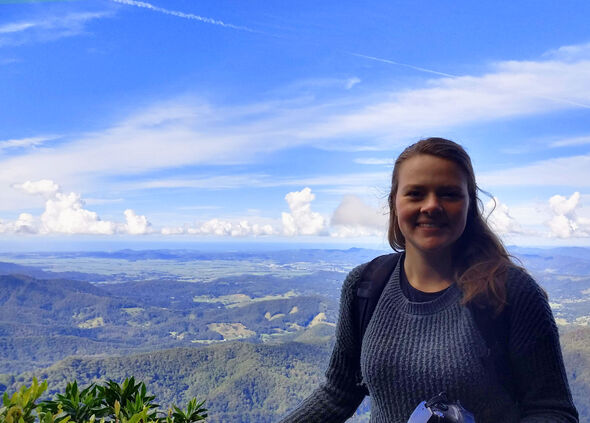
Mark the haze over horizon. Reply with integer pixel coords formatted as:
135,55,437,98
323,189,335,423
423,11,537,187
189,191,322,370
2,0,590,249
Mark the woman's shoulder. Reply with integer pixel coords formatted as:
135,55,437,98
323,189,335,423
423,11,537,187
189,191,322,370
341,262,370,292
505,265,546,301
341,252,403,295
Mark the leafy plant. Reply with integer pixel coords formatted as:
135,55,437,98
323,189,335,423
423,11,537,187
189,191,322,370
39,381,107,423
2,378,207,423
170,399,207,423
0,378,47,423
99,377,158,420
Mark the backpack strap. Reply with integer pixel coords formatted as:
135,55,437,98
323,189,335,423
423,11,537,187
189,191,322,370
352,253,400,394
354,253,401,345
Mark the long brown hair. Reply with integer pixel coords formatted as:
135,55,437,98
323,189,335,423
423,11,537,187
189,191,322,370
388,137,513,313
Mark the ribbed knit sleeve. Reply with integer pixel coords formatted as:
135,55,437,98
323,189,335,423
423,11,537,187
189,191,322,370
507,268,579,422
278,264,368,423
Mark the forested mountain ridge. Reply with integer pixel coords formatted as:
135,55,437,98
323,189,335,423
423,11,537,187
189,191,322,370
2,326,589,422
1,247,590,421
0,271,340,374
2,336,335,423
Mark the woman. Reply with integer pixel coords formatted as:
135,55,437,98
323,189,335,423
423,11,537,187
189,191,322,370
280,138,578,422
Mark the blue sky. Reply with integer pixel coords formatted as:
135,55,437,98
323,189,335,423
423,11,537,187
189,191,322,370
1,0,590,249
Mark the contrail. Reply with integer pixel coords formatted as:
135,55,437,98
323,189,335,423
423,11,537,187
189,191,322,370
110,0,258,33
348,52,458,78
349,52,590,109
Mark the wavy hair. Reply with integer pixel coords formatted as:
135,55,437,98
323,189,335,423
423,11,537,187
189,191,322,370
388,137,514,313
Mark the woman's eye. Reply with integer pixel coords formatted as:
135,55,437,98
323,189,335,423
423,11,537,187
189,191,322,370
441,191,462,199
406,191,422,198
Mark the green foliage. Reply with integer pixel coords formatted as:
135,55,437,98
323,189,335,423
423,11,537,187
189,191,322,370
39,381,107,423
99,377,157,419
171,399,207,423
0,378,47,423
1,378,206,423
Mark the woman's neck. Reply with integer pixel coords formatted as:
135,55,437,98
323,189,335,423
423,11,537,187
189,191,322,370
403,248,454,293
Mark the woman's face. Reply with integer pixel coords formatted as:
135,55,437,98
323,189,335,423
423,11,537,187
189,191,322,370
394,154,470,258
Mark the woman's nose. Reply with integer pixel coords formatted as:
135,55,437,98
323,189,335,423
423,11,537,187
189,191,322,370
420,194,443,215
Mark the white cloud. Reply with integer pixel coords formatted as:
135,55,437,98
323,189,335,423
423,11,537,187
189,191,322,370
14,213,37,234
0,213,38,234
111,0,256,32
161,218,275,237
281,187,326,236
2,42,590,208
546,192,590,238
478,155,590,187
303,53,590,142
4,179,153,236
330,195,387,237
2,42,589,201
345,77,361,90
549,191,580,216
484,197,522,236
41,191,115,235
122,209,152,235
0,136,56,151
14,179,60,197
543,42,590,62
354,158,393,166
550,135,590,147
0,12,111,47
0,22,37,34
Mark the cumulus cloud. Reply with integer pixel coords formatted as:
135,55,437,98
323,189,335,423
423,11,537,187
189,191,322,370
41,191,115,235
547,192,590,238
330,195,387,237
0,213,37,234
14,179,60,197
281,187,326,236
5,179,152,235
161,218,275,237
484,197,522,236
122,209,152,235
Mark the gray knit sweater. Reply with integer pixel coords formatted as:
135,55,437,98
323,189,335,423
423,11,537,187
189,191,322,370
279,258,578,422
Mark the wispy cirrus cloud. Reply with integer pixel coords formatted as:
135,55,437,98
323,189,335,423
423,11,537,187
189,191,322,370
1,42,590,212
550,135,590,147
0,135,57,151
110,0,258,33
478,155,590,188
0,11,111,47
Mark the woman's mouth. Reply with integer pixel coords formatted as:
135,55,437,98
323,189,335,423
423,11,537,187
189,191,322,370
416,222,444,228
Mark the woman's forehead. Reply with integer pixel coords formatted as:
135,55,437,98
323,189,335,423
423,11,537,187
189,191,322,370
397,154,468,186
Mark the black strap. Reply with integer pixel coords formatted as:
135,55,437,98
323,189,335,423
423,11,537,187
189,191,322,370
354,253,401,342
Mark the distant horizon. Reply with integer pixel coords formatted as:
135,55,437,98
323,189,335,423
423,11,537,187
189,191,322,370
1,239,589,254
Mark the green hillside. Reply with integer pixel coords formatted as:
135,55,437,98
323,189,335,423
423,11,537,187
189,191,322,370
0,273,338,373
4,336,333,423
3,325,589,422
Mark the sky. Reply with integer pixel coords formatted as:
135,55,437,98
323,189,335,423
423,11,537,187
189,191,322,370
1,0,590,250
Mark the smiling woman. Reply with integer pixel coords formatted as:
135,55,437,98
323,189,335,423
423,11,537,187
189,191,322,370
279,138,579,422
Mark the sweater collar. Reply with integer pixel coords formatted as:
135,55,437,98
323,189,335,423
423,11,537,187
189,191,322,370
385,253,462,315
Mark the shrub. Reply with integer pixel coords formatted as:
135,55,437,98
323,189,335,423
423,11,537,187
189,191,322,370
0,378,207,423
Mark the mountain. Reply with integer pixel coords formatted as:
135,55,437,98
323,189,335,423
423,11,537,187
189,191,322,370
0,272,340,374
3,326,589,422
